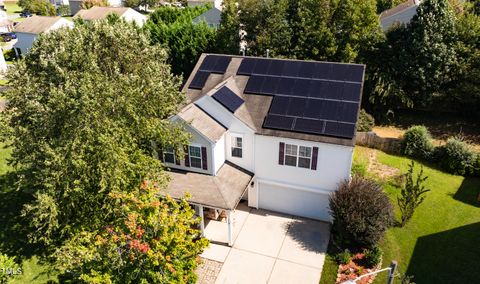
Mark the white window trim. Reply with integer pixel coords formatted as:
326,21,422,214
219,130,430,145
298,145,312,169
284,143,312,169
231,134,243,158
163,148,176,164
189,145,203,169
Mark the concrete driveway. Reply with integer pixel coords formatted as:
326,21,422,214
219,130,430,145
198,202,331,284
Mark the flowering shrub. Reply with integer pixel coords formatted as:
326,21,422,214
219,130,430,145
55,181,209,283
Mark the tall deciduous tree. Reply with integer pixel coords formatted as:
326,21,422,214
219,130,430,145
0,20,189,247
403,0,458,104
216,0,381,63
145,5,216,77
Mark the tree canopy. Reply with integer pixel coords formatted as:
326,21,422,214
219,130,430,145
216,0,381,63
145,5,216,77
0,20,189,247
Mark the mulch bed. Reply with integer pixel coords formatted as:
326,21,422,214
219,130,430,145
335,252,381,284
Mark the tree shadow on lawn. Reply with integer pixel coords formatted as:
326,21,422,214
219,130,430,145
406,222,480,284
0,171,46,261
452,177,480,208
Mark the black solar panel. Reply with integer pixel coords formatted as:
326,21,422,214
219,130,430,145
298,62,316,78
266,60,285,76
253,59,271,75
286,97,307,116
263,115,294,130
344,65,365,82
189,55,364,140
261,77,279,95
237,58,257,75
199,55,231,73
269,96,289,115
189,71,210,89
281,61,302,77
324,121,356,138
244,75,265,94
341,83,362,102
212,86,244,113
293,118,325,134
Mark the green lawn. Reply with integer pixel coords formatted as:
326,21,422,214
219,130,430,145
0,143,58,283
321,147,480,284
4,2,22,16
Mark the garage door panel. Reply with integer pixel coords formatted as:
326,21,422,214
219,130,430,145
258,183,331,221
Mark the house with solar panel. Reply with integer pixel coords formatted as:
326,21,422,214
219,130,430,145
160,54,364,246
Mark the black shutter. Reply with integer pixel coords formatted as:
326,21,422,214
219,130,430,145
184,146,190,167
279,142,285,165
311,147,318,170
201,146,208,170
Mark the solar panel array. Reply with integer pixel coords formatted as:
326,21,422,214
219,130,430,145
238,57,364,139
189,55,232,90
212,86,244,113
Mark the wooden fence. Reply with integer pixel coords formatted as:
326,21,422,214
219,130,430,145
355,132,401,154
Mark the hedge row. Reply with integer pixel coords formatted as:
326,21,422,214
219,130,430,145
400,126,480,176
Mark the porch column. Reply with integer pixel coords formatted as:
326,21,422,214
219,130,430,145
227,210,233,246
199,205,205,237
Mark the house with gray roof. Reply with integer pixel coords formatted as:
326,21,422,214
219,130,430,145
159,54,365,245
380,0,422,31
192,7,221,29
74,6,147,27
13,16,73,57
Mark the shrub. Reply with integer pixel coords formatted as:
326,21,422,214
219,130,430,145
336,249,351,265
357,109,375,132
363,246,383,268
397,161,430,226
56,5,70,16
400,125,434,160
330,176,394,248
0,253,20,283
3,49,16,61
434,137,476,175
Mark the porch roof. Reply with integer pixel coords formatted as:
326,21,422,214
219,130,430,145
164,161,254,210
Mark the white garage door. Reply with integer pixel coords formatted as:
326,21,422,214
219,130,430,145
258,182,332,221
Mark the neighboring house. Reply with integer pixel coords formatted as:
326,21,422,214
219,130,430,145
188,0,222,10
0,10,13,33
73,7,147,26
380,0,422,31
192,7,221,29
161,54,364,244
13,16,73,56
68,0,124,16
50,0,69,7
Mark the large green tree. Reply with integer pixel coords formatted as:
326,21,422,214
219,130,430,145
216,0,381,63
0,20,188,247
145,5,216,77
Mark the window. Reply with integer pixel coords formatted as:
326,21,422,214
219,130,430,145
285,144,298,166
231,136,243,158
163,148,175,164
298,146,312,169
189,146,202,169
284,144,312,168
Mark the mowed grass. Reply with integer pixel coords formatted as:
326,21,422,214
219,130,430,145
0,143,58,283
321,147,480,284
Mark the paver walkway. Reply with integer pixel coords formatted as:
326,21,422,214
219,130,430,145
198,203,330,284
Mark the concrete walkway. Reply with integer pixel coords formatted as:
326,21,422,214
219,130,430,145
199,202,330,284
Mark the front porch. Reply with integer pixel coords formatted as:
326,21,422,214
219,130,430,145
163,161,254,246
